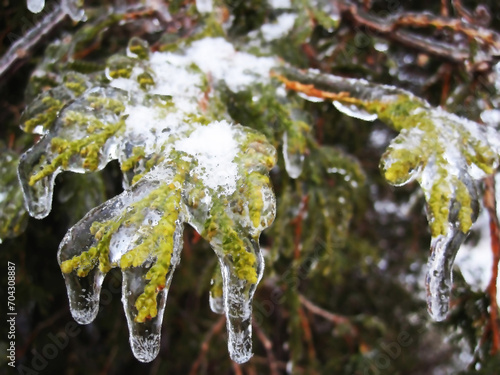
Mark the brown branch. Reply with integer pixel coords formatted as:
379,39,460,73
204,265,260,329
338,2,499,68
299,294,351,326
252,322,280,375
441,0,449,17
272,72,358,104
451,0,475,24
298,306,317,365
483,175,500,354
363,0,372,12
391,13,498,47
189,315,226,375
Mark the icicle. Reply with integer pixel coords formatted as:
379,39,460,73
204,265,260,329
282,131,305,179
64,268,105,324
212,237,264,364
122,219,183,362
333,101,378,122
27,0,45,13
425,228,466,321
122,266,165,362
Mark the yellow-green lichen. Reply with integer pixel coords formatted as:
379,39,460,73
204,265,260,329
22,96,64,133
204,201,258,284
29,119,125,186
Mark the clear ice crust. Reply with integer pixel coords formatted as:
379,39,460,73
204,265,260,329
19,36,278,364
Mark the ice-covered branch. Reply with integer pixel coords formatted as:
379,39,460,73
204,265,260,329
277,66,500,321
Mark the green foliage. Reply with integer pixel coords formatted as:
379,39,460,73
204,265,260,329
2,0,500,373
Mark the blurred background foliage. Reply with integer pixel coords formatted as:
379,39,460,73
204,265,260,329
1,0,500,374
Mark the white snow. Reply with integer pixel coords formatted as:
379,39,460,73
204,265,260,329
481,109,500,126
183,38,276,92
268,0,291,8
261,13,297,42
174,120,239,194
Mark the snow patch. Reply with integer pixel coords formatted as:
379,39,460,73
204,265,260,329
175,120,239,194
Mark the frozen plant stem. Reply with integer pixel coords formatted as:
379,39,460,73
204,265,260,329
0,6,66,80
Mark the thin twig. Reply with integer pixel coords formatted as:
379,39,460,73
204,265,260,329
451,0,474,24
252,322,280,375
298,294,358,338
189,315,226,375
483,175,500,354
441,0,449,17
298,306,317,365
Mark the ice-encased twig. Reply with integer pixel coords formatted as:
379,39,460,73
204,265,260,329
18,87,128,219
277,66,500,320
21,34,278,364
18,136,60,219
0,5,66,80
122,216,184,363
57,178,159,323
